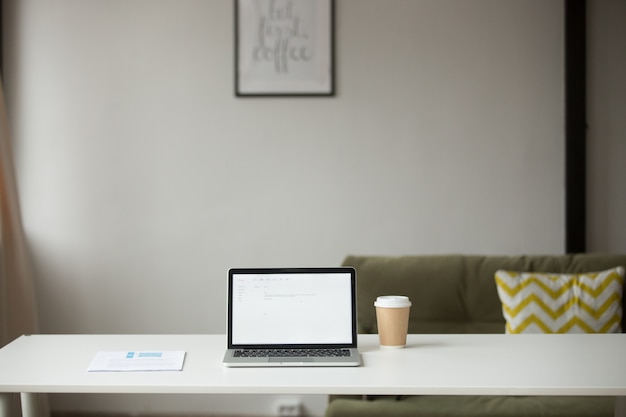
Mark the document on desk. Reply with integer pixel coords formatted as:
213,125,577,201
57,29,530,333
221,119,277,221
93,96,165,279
87,351,186,372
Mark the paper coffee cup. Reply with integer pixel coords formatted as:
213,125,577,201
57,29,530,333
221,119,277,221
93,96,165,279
374,296,411,348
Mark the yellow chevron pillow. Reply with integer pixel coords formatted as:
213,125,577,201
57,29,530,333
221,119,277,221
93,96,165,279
495,267,624,334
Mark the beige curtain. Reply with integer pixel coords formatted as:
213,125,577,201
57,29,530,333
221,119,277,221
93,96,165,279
0,78,48,417
0,78,39,346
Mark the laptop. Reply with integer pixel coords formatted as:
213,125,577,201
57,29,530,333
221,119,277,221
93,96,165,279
223,267,360,367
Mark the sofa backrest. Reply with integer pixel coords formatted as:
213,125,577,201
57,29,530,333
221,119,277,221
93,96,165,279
342,254,626,334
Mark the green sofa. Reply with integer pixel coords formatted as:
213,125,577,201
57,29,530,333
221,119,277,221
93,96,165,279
325,254,626,417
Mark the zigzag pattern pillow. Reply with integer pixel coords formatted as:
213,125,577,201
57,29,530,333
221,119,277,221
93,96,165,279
495,267,624,334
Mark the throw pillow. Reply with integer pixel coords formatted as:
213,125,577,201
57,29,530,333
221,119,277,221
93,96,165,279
494,266,624,334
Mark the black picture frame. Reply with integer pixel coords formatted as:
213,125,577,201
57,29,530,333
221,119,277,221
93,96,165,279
235,0,335,97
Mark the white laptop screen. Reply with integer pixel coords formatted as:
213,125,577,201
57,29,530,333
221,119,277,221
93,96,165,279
230,270,355,346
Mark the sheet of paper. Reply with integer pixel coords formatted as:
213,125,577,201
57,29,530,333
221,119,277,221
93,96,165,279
87,351,186,372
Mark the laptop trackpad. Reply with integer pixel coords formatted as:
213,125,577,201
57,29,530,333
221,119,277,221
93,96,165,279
269,357,315,363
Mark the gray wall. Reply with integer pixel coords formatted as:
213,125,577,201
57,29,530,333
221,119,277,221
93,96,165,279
587,0,626,253
3,0,623,416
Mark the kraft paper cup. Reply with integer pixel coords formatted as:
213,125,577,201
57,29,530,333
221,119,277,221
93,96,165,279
374,296,412,348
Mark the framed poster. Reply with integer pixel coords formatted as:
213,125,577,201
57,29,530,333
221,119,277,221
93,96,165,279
235,0,335,97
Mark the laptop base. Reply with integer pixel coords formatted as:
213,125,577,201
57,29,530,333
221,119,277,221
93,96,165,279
223,348,361,367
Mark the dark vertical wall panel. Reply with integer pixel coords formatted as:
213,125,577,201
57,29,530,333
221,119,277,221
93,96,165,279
565,0,587,253
0,0,3,78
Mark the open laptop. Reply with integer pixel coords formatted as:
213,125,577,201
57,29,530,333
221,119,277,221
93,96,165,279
223,267,360,367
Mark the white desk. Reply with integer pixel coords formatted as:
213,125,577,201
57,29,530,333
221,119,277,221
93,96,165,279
1,334,625,417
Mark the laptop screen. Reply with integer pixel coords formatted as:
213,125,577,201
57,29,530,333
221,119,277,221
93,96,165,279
227,268,357,347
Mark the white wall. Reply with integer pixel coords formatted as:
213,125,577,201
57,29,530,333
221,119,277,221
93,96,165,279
4,0,566,416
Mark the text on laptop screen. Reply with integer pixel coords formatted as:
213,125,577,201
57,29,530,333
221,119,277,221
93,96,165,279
231,272,353,345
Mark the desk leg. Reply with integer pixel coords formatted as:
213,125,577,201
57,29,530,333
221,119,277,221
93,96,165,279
0,393,14,417
20,394,40,417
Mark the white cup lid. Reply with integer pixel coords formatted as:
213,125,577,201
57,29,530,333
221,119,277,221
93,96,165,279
374,295,412,308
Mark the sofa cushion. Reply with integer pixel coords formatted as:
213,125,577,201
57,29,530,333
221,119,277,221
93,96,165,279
495,267,624,333
342,255,505,334
325,395,616,417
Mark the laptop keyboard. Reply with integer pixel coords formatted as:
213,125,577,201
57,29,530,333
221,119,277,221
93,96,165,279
233,348,351,358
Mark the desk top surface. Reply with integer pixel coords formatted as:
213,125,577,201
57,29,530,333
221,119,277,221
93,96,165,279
1,333,625,396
